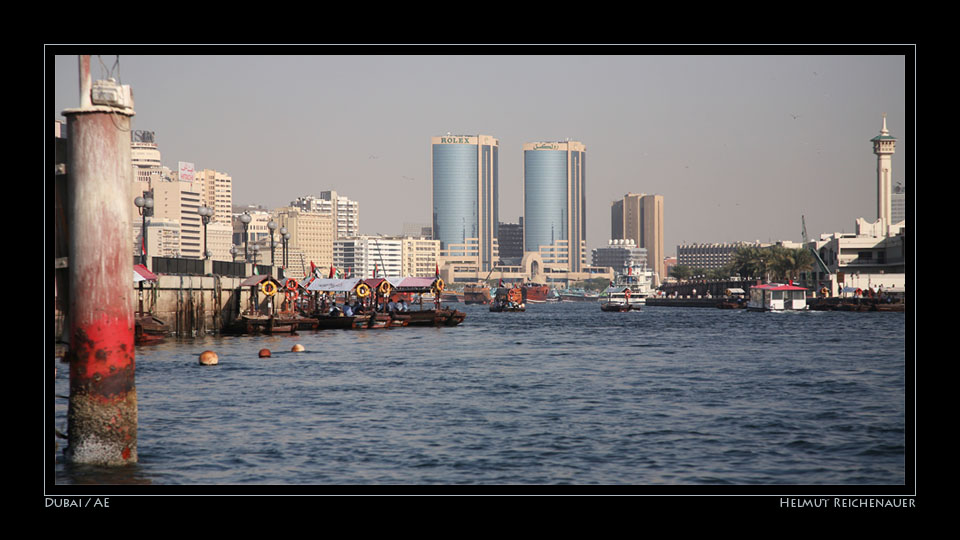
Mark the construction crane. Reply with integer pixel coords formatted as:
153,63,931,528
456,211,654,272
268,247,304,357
802,215,831,275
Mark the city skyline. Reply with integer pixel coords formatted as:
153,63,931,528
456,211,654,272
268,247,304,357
51,50,910,255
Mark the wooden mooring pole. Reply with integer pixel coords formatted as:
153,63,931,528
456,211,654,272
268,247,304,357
62,55,138,465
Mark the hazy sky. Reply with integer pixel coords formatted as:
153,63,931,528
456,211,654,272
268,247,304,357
51,50,910,256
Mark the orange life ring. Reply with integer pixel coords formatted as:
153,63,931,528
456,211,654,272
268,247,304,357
356,283,371,298
285,289,298,302
285,278,298,291
260,280,278,297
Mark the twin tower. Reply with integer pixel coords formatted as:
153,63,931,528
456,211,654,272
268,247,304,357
431,135,586,273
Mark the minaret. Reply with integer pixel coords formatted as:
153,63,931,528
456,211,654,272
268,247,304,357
871,114,897,233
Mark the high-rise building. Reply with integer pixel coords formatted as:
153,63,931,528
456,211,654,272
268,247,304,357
611,192,664,285
431,134,499,272
523,140,586,272
334,236,402,279
497,218,524,264
891,181,905,225
871,114,897,234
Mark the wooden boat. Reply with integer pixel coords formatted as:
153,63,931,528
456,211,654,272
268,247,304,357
135,314,169,344
387,277,466,326
598,286,641,312
463,283,491,304
490,287,525,312
522,283,549,303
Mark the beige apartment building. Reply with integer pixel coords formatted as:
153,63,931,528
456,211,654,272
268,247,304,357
272,206,335,271
400,236,441,277
611,192,664,285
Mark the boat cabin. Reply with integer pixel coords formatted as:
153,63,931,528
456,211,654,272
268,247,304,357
747,283,809,311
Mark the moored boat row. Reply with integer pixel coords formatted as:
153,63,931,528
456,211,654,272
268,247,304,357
221,274,465,335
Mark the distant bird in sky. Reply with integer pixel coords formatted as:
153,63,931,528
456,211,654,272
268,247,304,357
369,155,378,160
791,114,801,120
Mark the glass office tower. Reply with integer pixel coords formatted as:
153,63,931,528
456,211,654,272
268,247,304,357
431,134,499,271
523,140,586,272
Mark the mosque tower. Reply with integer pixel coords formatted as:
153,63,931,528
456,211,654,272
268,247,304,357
871,114,897,232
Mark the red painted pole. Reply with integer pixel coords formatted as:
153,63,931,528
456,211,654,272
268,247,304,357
63,56,138,465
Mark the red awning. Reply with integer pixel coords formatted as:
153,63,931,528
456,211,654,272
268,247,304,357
133,264,157,282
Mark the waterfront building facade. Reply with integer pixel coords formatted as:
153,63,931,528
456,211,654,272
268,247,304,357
676,241,760,272
432,134,499,272
611,192,664,285
522,140,586,273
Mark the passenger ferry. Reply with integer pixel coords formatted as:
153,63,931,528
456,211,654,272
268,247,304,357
747,283,809,312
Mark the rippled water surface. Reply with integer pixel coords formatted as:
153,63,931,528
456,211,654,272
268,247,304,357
53,302,908,486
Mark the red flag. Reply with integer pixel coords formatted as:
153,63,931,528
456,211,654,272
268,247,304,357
374,263,378,278
435,262,439,277
310,261,316,275
329,265,335,278
140,235,145,256
498,278,503,287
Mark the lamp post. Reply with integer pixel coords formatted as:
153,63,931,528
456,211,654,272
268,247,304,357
239,212,252,262
230,246,238,262
268,220,277,267
134,192,154,266
198,206,213,260
251,244,260,266
282,230,290,267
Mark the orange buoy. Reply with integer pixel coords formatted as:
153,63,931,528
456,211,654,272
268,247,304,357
258,349,271,358
199,350,219,365
291,344,305,352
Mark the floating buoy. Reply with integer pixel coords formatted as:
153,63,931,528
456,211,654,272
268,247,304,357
291,344,305,352
199,350,219,365
258,349,271,358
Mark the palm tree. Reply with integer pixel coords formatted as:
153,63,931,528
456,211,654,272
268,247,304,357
731,246,770,280
773,247,815,282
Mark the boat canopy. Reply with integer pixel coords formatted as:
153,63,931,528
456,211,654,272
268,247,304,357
391,277,438,291
725,288,746,295
240,275,280,287
750,283,808,291
302,277,362,292
133,264,157,282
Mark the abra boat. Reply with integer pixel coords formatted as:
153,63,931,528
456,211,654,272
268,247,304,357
598,286,640,312
490,286,525,312
379,276,466,326
747,283,809,312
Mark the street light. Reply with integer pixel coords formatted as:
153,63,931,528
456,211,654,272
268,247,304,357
268,220,277,267
134,192,154,266
239,212,252,262
281,229,290,267
230,246,238,262
198,206,214,260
